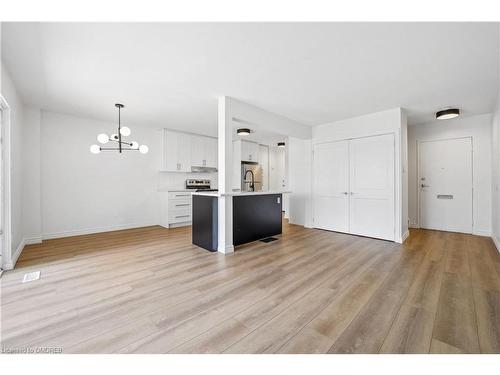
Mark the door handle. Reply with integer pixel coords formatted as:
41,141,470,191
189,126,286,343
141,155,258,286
421,184,431,188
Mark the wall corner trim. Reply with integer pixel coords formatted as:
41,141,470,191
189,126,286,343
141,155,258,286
4,236,43,270
492,235,500,253
402,230,410,243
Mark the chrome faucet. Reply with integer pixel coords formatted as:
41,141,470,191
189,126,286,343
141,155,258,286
244,170,255,192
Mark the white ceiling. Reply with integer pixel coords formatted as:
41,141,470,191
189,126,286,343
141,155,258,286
2,22,499,135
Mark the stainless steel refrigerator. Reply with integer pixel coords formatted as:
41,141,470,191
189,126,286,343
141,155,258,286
241,162,263,192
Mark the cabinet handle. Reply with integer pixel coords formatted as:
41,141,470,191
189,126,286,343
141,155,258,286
249,155,252,160
174,194,190,197
203,159,206,166
176,163,180,170
175,203,190,207
175,215,190,219
342,192,348,195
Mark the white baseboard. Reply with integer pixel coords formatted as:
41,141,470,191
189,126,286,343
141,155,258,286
42,222,159,240
4,239,25,270
492,235,500,253
165,222,192,229
24,236,42,245
409,223,420,229
473,229,492,237
3,236,43,270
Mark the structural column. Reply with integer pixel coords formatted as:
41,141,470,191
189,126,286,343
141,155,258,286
217,96,234,253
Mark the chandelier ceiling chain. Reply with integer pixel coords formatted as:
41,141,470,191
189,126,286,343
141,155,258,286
90,103,149,154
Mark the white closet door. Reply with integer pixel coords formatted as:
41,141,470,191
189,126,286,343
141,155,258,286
349,134,395,241
313,141,349,232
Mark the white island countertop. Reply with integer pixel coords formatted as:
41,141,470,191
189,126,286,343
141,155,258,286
192,190,291,197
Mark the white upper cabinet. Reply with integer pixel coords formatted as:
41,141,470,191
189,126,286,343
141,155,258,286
163,130,218,172
241,140,259,163
164,130,190,172
204,137,218,168
190,135,205,167
191,135,218,168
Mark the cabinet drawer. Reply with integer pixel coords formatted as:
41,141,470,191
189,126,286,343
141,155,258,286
168,192,192,200
169,207,192,223
168,199,192,210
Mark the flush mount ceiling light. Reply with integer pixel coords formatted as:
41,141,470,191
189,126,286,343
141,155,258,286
436,108,460,120
237,128,251,136
277,142,285,148
90,104,148,154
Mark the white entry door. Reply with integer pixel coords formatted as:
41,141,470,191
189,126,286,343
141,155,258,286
349,134,395,241
418,137,473,233
313,140,349,233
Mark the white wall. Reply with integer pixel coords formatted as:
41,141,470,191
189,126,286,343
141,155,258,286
493,100,500,248
408,114,492,236
40,111,163,238
229,98,311,140
313,108,404,142
401,110,409,238
288,137,312,227
1,65,25,266
491,24,500,251
312,108,407,242
22,106,42,241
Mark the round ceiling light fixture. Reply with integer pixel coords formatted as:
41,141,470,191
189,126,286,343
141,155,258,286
237,128,251,136
277,142,285,148
436,108,460,120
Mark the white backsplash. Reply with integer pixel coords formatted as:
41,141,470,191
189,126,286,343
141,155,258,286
158,172,218,191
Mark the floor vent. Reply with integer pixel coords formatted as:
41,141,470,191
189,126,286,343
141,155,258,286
22,271,41,283
260,237,278,243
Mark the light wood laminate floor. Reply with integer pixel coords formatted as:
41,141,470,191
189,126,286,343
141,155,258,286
1,220,500,353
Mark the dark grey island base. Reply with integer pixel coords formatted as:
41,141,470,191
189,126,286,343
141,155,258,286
192,193,283,252
192,194,219,252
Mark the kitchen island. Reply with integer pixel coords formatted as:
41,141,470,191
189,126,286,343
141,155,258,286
191,191,288,252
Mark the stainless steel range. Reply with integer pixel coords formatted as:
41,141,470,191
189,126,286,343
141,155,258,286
185,179,215,192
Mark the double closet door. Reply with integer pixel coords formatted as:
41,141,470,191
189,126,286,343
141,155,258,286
313,133,395,241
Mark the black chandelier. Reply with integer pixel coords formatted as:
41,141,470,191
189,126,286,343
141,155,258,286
90,104,149,154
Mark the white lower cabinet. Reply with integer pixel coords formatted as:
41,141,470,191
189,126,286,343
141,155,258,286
160,192,193,228
313,133,395,241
